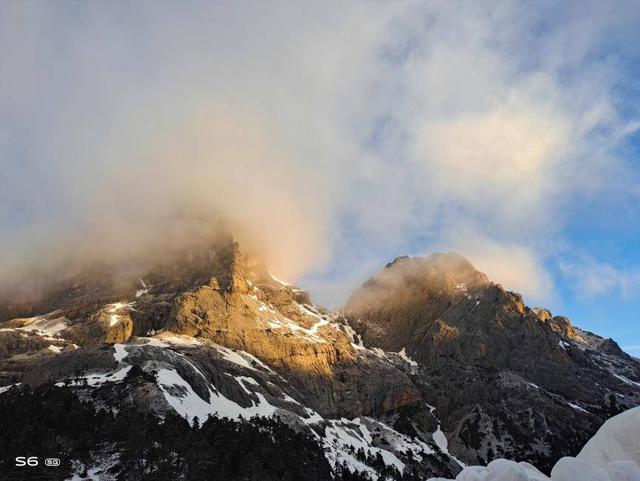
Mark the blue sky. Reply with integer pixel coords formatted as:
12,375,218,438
0,1,639,354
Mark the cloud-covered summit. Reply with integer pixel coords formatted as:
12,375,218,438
1,1,639,309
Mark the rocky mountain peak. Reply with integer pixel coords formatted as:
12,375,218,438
354,253,491,310
381,252,489,285
1,246,639,479
1,239,464,478
345,253,500,356
345,253,640,471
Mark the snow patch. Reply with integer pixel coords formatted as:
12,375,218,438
18,315,68,337
104,302,135,327
567,401,590,413
323,418,405,478
216,346,272,372
397,347,418,367
429,406,640,481
343,323,365,350
156,367,277,426
432,425,449,454
612,373,640,388
68,453,120,481
269,272,290,286
113,344,129,363
63,366,133,387
145,333,203,347
0,382,21,393
135,278,149,298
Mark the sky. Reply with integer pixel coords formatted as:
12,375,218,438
1,1,639,353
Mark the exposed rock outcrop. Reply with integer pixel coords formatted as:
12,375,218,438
0,240,461,479
1,245,639,479
346,253,640,472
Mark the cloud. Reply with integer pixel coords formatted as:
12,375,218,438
0,1,639,305
560,254,640,298
435,227,554,302
0,1,392,296
412,102,571,230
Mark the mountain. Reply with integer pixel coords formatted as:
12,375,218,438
345,253,640,472
0,242,639,480
0,240,460,480
429,404,640,481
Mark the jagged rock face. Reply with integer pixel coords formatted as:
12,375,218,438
2,245,639,479
346,253,640,472
345,253,563,369
0,242,422,420
0,240,461,479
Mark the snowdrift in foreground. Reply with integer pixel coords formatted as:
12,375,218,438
429,405,640,481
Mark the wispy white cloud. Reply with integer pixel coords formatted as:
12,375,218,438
560,254,640,298
438,228,555,302
0,1,639,304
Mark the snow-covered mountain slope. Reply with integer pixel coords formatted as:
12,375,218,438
1,331,457,479
1,240,639,480
0,241,461,479
428,405,640,481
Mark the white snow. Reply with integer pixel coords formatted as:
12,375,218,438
433,425,450,454
428,405,640,481
428,459,551,481
63,366,133,387
321,416,443,478
237,375,259,386
578,405,640,468
567,401,589,413
135,279,149,298
0,382,21,393
343,323,366,350
47,344,62,353
308,317,330,335
431,421,466,468
68,453,120,481
104,301,135,327
559,340,570,350
234,375,259,395
113,344,129,363
213,345,274,373
397,347,418,367
323,418,406,477
269,272,290,286
19,315,68,336
276,317,329,342
612,373,640,388
281,393,300,404
156,367,277,426
217,346,261,371
144,333,203,347
262,305,333,343
303,408,324,424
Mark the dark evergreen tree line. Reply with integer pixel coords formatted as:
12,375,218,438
0,384,421,481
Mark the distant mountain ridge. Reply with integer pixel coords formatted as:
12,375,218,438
0,241,639,480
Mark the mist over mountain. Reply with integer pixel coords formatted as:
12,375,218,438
1,3,640,481
0,239,638,480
